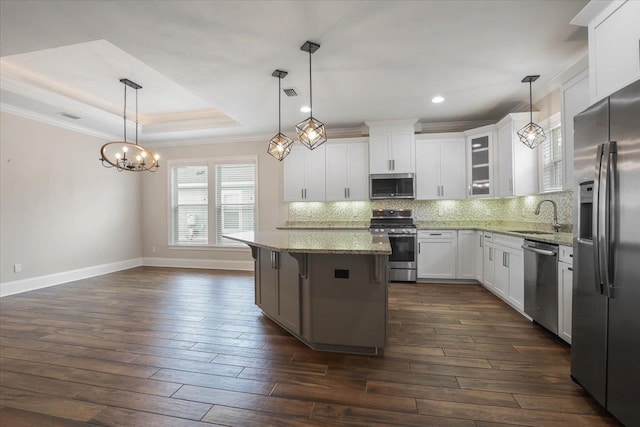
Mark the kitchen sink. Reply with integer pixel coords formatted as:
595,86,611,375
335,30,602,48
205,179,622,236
508,230,555,235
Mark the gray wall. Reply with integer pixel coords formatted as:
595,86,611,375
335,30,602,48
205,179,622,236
141,139,288,265
0,112,142,284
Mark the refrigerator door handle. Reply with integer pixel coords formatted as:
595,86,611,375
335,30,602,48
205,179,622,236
603,141,617,297
593,143,605,294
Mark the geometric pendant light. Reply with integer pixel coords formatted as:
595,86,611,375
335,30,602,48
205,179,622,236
100,78,160,171
296,41,327,150
517,75,547,149
267,69,294,161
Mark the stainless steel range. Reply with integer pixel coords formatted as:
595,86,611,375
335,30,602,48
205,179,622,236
370,209,417,282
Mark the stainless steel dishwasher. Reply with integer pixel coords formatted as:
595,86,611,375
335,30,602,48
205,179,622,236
522,239,559,334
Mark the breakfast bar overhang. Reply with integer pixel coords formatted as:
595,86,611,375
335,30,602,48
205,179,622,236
224,230,391,355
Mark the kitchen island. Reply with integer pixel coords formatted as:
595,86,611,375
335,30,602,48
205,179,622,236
224,230,391,355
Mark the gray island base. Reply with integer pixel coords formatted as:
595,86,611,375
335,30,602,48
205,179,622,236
224,231,391,355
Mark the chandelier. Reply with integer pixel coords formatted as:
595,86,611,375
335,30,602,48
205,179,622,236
100,78,159,172
517,75,547,149
268,69,294,161
296,41,327,150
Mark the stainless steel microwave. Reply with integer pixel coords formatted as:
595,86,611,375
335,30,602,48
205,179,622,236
370,173,415,199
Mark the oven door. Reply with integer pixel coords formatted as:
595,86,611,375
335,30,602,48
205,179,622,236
387,233,417,282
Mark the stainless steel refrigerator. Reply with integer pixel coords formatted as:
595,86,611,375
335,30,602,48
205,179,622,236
572,78,640,426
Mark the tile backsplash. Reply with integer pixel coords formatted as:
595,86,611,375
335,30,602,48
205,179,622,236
288,191,573,227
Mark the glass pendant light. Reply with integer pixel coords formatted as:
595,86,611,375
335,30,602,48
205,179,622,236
100,79,159,172
517,75,547,149
296,41,327,150
268,69,294,161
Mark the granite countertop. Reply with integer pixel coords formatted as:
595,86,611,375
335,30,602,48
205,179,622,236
223,230,391,255
278,221,369,230
415,222,572,246
279,221,573,247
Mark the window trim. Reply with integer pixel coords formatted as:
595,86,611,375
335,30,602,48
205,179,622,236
167,155,258,249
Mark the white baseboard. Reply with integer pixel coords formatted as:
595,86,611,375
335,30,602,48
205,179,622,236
0,258,143,297
142,257,255,271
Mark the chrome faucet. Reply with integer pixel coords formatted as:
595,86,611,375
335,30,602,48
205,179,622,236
534,199,560,232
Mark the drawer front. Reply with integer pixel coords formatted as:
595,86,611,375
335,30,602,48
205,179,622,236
418,230,457,239
493,233,524,250
559,245,573,265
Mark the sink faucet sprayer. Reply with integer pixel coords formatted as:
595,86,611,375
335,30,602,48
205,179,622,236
534,199,560,232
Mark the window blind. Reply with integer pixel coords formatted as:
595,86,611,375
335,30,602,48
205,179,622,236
541,126,562,192
215,163,255,246
170,165,209,245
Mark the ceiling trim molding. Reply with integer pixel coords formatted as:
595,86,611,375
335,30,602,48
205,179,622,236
144,125,366,148
0,103,115,140
418,120,496,134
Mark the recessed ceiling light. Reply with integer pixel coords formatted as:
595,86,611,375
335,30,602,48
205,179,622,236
300,106,311,113
432,96,445,104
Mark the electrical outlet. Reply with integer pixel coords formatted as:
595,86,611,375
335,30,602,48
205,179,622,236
14,264,22,273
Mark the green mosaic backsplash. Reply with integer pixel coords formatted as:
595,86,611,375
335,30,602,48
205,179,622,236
288,191,573,228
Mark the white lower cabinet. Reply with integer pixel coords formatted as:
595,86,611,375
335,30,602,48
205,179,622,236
483,233,496,289
417,230,458,279
479,233,525,313
558,246,573,344
456,230,476,279
474,231,484,282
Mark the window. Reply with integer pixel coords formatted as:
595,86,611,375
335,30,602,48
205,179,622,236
541,125,562,192
215,163,255,246
171,165,209,245
170,159,256,247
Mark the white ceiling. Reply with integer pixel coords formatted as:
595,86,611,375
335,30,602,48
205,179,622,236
0,0,589,143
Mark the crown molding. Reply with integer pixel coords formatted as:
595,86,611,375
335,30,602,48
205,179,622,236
1,103,116,140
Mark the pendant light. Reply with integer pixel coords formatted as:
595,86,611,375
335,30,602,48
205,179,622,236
296,41,327,150
517,75,547,149
100,79,159,172
268,69,294,161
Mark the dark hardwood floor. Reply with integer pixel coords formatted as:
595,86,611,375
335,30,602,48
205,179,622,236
0,267,619,426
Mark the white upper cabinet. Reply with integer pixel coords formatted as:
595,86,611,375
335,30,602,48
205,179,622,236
415,133,466,200
325,138,369,201
283,145,326,202
495,113,539,197
572,0,640,103
366,120,416,174
465,125,495,198
561,71,590,190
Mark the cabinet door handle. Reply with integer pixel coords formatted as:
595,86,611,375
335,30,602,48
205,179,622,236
418,243,421,254
344,187,347,198
468,185,472,196
489,247,493,261
392,159,395,170
347,187,350,198
480,235,483,248
389,159,392,171
430,233,442,236
301,189,304,199
568,267,573,271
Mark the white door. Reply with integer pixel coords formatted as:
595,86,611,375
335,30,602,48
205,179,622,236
507,249,525,311
456,230,475,279
347,142,369,200
284,145,306,201
493,247,509,298
369,132,392,173
418,239,457,279
325,144,348,201
558,262,573,343
439,139,467,199
390,131,414,173
303,145,326,201
415,140,440,199
497,123,514,197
